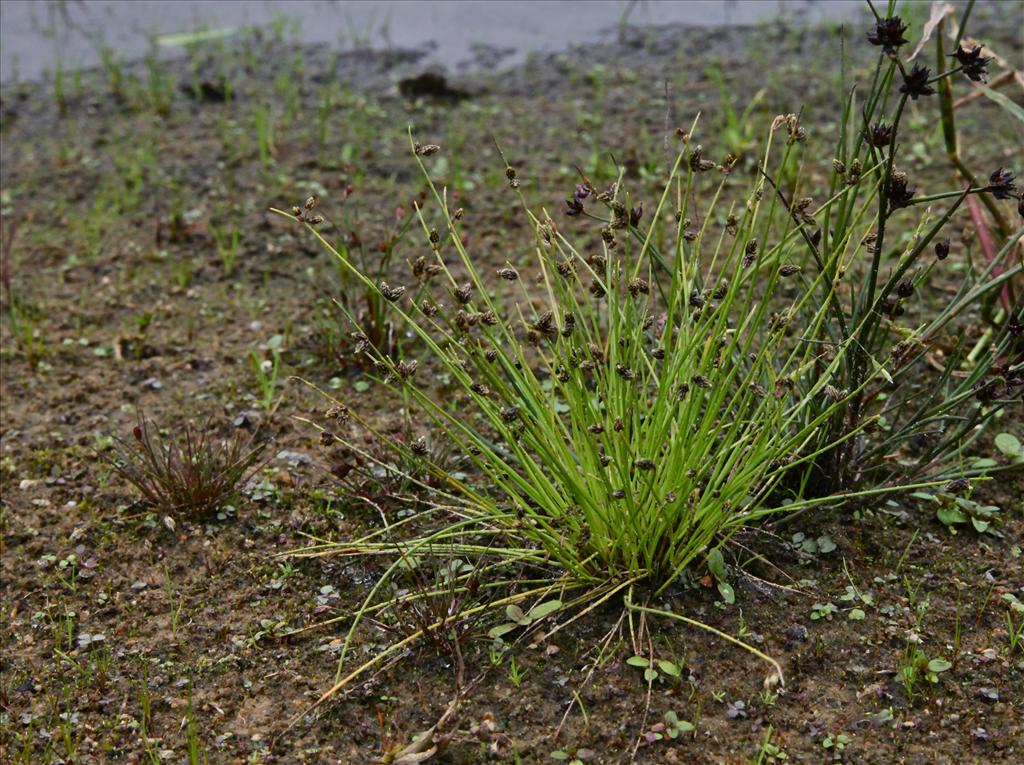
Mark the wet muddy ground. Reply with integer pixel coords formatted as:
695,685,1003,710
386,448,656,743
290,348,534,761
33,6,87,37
2,4,1023,763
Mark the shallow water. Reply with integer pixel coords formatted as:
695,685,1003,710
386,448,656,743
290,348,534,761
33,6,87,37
0,0,862,84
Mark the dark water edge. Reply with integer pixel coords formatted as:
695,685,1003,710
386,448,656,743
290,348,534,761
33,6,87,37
1,0,865,84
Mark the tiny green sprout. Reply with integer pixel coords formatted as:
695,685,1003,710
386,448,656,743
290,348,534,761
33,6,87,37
839,583,873,620
706,548,736,604
662,710,694,739
839,585,874,605
487,599,561,639
901,645,953,699
1003,594,1024,654
550,746,594,764
41,553,79,593
250,348,282,416
938,497,1001,535
211,221,241,276
810,603,838,621
756,727,789,764
507,654,528,687
822,732,850,753
626,655,681,684
488,642,506,666
642,711,694,743
913,490,1002,536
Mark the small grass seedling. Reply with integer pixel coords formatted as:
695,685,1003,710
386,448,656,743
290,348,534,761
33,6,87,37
211,221,241,276
164,566,186,636
250,349,282,415
1003,594,1024,655
254,103,276,169
506,654,528,688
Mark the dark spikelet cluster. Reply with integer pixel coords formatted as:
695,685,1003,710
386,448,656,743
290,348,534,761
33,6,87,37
867,122,893,149
290,195,325,226
379,281,406,302
386,359,418,384
987,168,1017,200
950,45,991,82
351,332,370,354
692,374,712,390
887,171,916,209
628,278,649,298
742,239,759,268
944,478,971,495
689,146,715,173
971,362,1024,405
900,65,935,100
412,256,443,281
531,311,557,339
565,184,590,216
867,16,909,54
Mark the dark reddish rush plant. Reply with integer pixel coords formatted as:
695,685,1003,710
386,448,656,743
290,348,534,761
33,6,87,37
110,415,267,516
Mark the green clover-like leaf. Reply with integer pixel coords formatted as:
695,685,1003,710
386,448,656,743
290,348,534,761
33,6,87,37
527,600,562,620
506,604,527,624
657,660,682,677
994,432,1022,459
